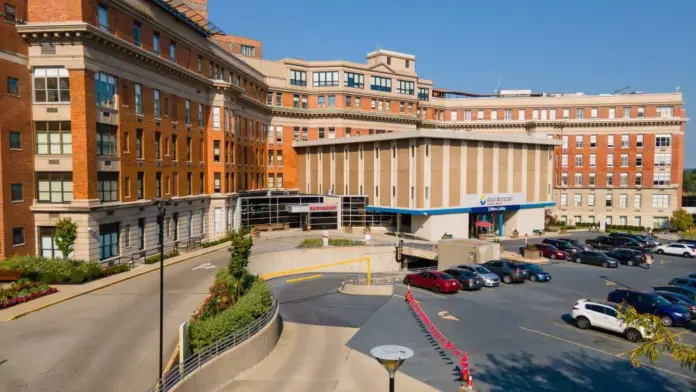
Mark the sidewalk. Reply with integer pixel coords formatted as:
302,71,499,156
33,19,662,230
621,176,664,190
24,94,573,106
0,241,231,321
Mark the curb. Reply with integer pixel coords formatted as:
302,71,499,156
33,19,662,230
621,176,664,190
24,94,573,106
6,242,231,321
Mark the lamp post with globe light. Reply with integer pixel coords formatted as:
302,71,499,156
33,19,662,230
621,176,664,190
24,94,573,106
371,345,413,392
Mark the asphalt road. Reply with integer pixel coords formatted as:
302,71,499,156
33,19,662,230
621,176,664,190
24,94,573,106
0,235,317,392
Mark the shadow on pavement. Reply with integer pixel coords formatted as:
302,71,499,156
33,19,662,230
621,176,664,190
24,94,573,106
475,350,692,392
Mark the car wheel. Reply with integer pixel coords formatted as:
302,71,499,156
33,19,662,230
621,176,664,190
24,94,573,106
602,261,609,268
550,254,556,259
575,316,591,330
403,278,411,285
656,249,664,255
661,315,674,327
433,285,440,293
627,260,635,266
575,257,582,263
530,275,537,282
684,252,692,258
625,328,642,342
503,275,512,284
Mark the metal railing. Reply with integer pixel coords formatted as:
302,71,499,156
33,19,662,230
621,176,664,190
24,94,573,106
343,266,440,286
148,297,279,392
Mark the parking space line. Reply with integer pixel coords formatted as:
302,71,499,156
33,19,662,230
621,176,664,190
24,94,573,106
520,326,696,382
393,294,420,304
394,284,448,299
547,321,637,347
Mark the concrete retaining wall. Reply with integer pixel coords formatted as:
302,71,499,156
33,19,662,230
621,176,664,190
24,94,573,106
339,283,393,296
170,305,282,392
249,246,400,278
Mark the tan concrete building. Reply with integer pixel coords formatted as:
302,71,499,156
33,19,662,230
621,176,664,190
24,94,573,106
295,130,559,240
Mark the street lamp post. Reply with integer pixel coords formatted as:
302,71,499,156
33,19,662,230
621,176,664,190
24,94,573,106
152,196,172,384
371,345,413,392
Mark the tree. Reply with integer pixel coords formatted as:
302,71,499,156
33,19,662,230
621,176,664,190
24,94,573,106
617,303,696,372
671,208,693,232
55,218,78,259
683,169,696,193
228,227,253,298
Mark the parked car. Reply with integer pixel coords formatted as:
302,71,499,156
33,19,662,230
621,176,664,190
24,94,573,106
483,260,528,284
525,243,569,260
669,277,696,290
633,234,661,247
653,291,696,318
654,243,696,258
607,289,692,327
603,248,646,266
652,285,696,302
542,239,581,254
585,236,613,250
586,236,648,251
557,238,592,251
456,264,501,287
609,232,656,248
572,251,619,268
444,269,484,291
403,271,461,294
516,263,551,282
571,299,649,342
677,239,696,247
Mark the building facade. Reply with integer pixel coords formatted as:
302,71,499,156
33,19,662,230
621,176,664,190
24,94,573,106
0,0,687,260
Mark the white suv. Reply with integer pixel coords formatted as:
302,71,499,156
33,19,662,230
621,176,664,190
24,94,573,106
654,243,696,258
571,299,650,342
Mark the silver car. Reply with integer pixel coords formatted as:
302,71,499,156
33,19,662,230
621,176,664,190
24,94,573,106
457,264,500,287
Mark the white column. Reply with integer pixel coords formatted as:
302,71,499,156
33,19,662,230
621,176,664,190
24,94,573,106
460,140,467,205
317,147,323,193
546,147,552,201
534,145,541,202
492,142,499,194
476,141,484,194
521,146,528,199
443,140,450,206
508,145,514,193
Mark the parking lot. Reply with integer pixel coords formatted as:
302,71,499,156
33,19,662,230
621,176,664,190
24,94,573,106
350,232,696,391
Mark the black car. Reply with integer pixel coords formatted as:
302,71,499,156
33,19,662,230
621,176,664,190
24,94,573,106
585,236,613,250
669,277,696,290
608,289,692,327
483,260,528,284
572,251,619,268
444,268,484,291
677,239,696,247
653,291,696,318
609,232,655,248
652,285,696,301
586,236,647,251
557,237,592,251
603,248,646,266
542,239,581,254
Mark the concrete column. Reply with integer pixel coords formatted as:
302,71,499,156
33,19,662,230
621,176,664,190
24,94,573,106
522,147,528,199
534,145,541,201
508,146,514,194
460,140,467,205
493,142,499,194
476,141,484,195
443,140,450,206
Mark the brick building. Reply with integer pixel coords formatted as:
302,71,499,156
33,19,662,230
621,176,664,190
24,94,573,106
0,0,687,259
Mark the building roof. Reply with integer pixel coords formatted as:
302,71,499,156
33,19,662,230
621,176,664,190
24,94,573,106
293,130,562,147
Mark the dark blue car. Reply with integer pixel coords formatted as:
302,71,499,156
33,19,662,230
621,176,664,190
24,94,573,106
608,289,692,327
654,291,696,318
516,263,551,282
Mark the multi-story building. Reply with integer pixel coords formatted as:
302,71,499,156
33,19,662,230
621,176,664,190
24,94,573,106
0,0,687,259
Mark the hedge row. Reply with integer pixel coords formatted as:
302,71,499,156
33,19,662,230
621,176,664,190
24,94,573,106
144,250,180,264
187,280,273,353
0,256,129,284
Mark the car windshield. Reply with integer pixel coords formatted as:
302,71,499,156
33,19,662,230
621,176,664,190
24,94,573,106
439,273,454,280
473,266,490,274
596,253,608,260
526,264,542,272
653,295,671,306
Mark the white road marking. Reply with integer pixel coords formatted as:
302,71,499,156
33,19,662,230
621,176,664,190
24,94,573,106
438,310,459,321
191,263,216,271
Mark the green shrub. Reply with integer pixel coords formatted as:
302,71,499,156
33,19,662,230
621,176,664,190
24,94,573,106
188,280,273,353
298,238,322,248
328,238,365,246
102,264,130,277
0,256,111,284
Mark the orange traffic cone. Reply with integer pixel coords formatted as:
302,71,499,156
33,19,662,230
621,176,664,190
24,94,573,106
467,374,473,390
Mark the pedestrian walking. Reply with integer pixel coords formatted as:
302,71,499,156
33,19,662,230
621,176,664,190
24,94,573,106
524,233,529,247
645,252,653,270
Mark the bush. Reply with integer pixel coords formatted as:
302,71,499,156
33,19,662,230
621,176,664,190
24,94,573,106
0,256,126,284
188,280,273,353
299,238,323,248
102,264,130,277
329,238,365,246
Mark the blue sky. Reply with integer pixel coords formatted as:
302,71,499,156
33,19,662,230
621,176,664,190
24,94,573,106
210,0,696,167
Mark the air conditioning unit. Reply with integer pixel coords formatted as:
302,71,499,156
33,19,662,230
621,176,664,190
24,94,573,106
100,111,112,123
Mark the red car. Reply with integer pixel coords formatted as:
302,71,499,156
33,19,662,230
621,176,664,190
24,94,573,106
403,271,461,293
533,244,568,260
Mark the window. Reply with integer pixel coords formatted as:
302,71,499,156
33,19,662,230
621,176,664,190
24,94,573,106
607,172,614,186
98,3,108,30
370,76,392,92
343,72,365,88
653,172,671,186
607,154,614,167
5,2,16,23
620,154,628,167
574,173,583,186
169,40,176,61
8,130,20,150
588,194,595,206
154,132,162,160
328,95,335,107
653,194,669,209
574,194,582,207
95,72,116,108
608,107,615,119
267,92,273,106
213,140,220,162
635,153,642,167
561,154,568,167
96,124,117,156
214,173,221,193
562,136,568,149
591,107,598,119
623,106,631,118
654,216,669,229
620,173,628,186
620,134,629,148
12,228,24,246
241,45,256,57
275,92,282,106
562,108,569,119
519,109,526,120
636,134,644,148
504,109,512,120
656,134,671,147
289,70,307,86
318,127,325,139
575,154,583,167
657,106,673,118
531,109,538,120
313,71,339,87
550,108,557,120
277,174,283,188
354,97,360,108
654,153,671,167
561,173,568,186
575,136,584,148
635,173,642,186
199,172,204,193
98,172,118,202
590,154,596,167
418,88,429,101
36,172,72,203
638,106,645,118
590,135,597,148
607,135,614,148
35,121,72,155
152,31,160,55
133,21,141,46
198,104,203,128
155,172,162,197
634,217,641,227
33,68,69,103
10,183,22,202
397,80,415,95
576,108,585,119
136,172,144,199
605,194,613,207
328,128,335,140
212,106,220,129
301,95,308,109
318,96,326,108
491,109,498,120
619,216,627,226
634,194,642,209
561,193,568,206
589,172,596,186
400,102,405,112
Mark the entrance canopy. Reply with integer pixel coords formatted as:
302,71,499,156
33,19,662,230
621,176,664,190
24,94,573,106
475,220,493,228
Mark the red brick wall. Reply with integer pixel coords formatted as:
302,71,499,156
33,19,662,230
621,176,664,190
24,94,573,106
71,70,98,200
